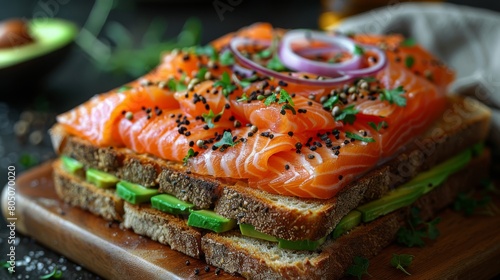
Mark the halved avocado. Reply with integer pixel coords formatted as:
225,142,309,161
0,18,77,93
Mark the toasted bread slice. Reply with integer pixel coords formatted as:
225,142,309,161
50,97,491,240
53,160,124,221
202,150,491,280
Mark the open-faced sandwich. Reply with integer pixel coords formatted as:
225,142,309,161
49,23,491,279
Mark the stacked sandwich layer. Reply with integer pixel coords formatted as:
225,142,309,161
50,24,492,279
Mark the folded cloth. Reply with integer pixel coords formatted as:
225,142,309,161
335,2,500,153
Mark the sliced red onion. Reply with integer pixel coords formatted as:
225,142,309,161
339,46,387,77
229,37,354,87
278,30,362,77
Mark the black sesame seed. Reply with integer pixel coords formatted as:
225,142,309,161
288,131,294,136
285,164,290,170
215,268,221,275
308,154,315,159
185,260,190,266
338,175,343,180
225,103,231,109
194,268,200,275
205,266,210,272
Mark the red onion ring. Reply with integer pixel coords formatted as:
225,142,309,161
278,30,362,77
228,30,387,87
230,37,353,86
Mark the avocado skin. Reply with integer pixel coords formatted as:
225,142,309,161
0,42,73,99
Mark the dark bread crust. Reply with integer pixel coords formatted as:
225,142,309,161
122,203,203,259
50,97,491,240
53,160,124,221
202,150,491,280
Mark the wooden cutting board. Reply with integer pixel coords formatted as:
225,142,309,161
2,161,500,279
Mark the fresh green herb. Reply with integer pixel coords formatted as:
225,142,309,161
278,89,294,106
202,109,224,128
335,105,359,125
183,148,195,165
213,72,237,97
345,131,375,143
266,55,287,72
238,76,258,88
353,45,365,56
214,131,237,148
219,50,235,66
281,104,297,115
390,254,414,276
405,55,415,68
19,153,38,169
346,256,371,280
360,76,377,83
401,38,416,47
453,192,493,216
237,92,249,102
194,45,218,61
380,86,406,107
257,48,272,59
322,95,339,111
167,78,187,92
195,67,209,81
263,90,295,115
117,85,132,92
264,93,277,106
40,266,63,279
368,121,388,132
396,207,441,247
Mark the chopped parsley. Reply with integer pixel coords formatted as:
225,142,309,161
368,121,388,132
183,148,195,165
40,266,63,279
353,45,365,56
401,38,416,47
202,109,224,128
345,131,375,143
453,192,493,216
167,78,187,92
237,92,249,102
195,67,209,81
405,55,415,68
266,55,287,72
257,48,272,59
322,95,339,111
214,131,237,148
335,105,358,125
263,89,296,115
194,45,218,61
238,75,258,88
346,256,371,280
390,254,414,276
396,207,441,247
380,86,406,107
219,50,235,66
360,76,377,83
213,72,237,97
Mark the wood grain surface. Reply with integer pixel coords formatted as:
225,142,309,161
2,161,500,279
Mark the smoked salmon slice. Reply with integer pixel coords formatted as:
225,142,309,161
57,23,454,199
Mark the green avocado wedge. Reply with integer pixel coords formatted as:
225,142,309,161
0,18,77,68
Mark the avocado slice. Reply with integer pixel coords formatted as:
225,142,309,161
61,155,83,175
357,186,424,223
278,235,327,251
0,18,77,92
151,194,194,215
332,210,361,239
116,181,158,204
239,223,278,242
187,210,236,233
85,168,119,189
402,147,472,194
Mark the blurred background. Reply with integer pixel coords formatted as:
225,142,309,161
0,0,499,279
